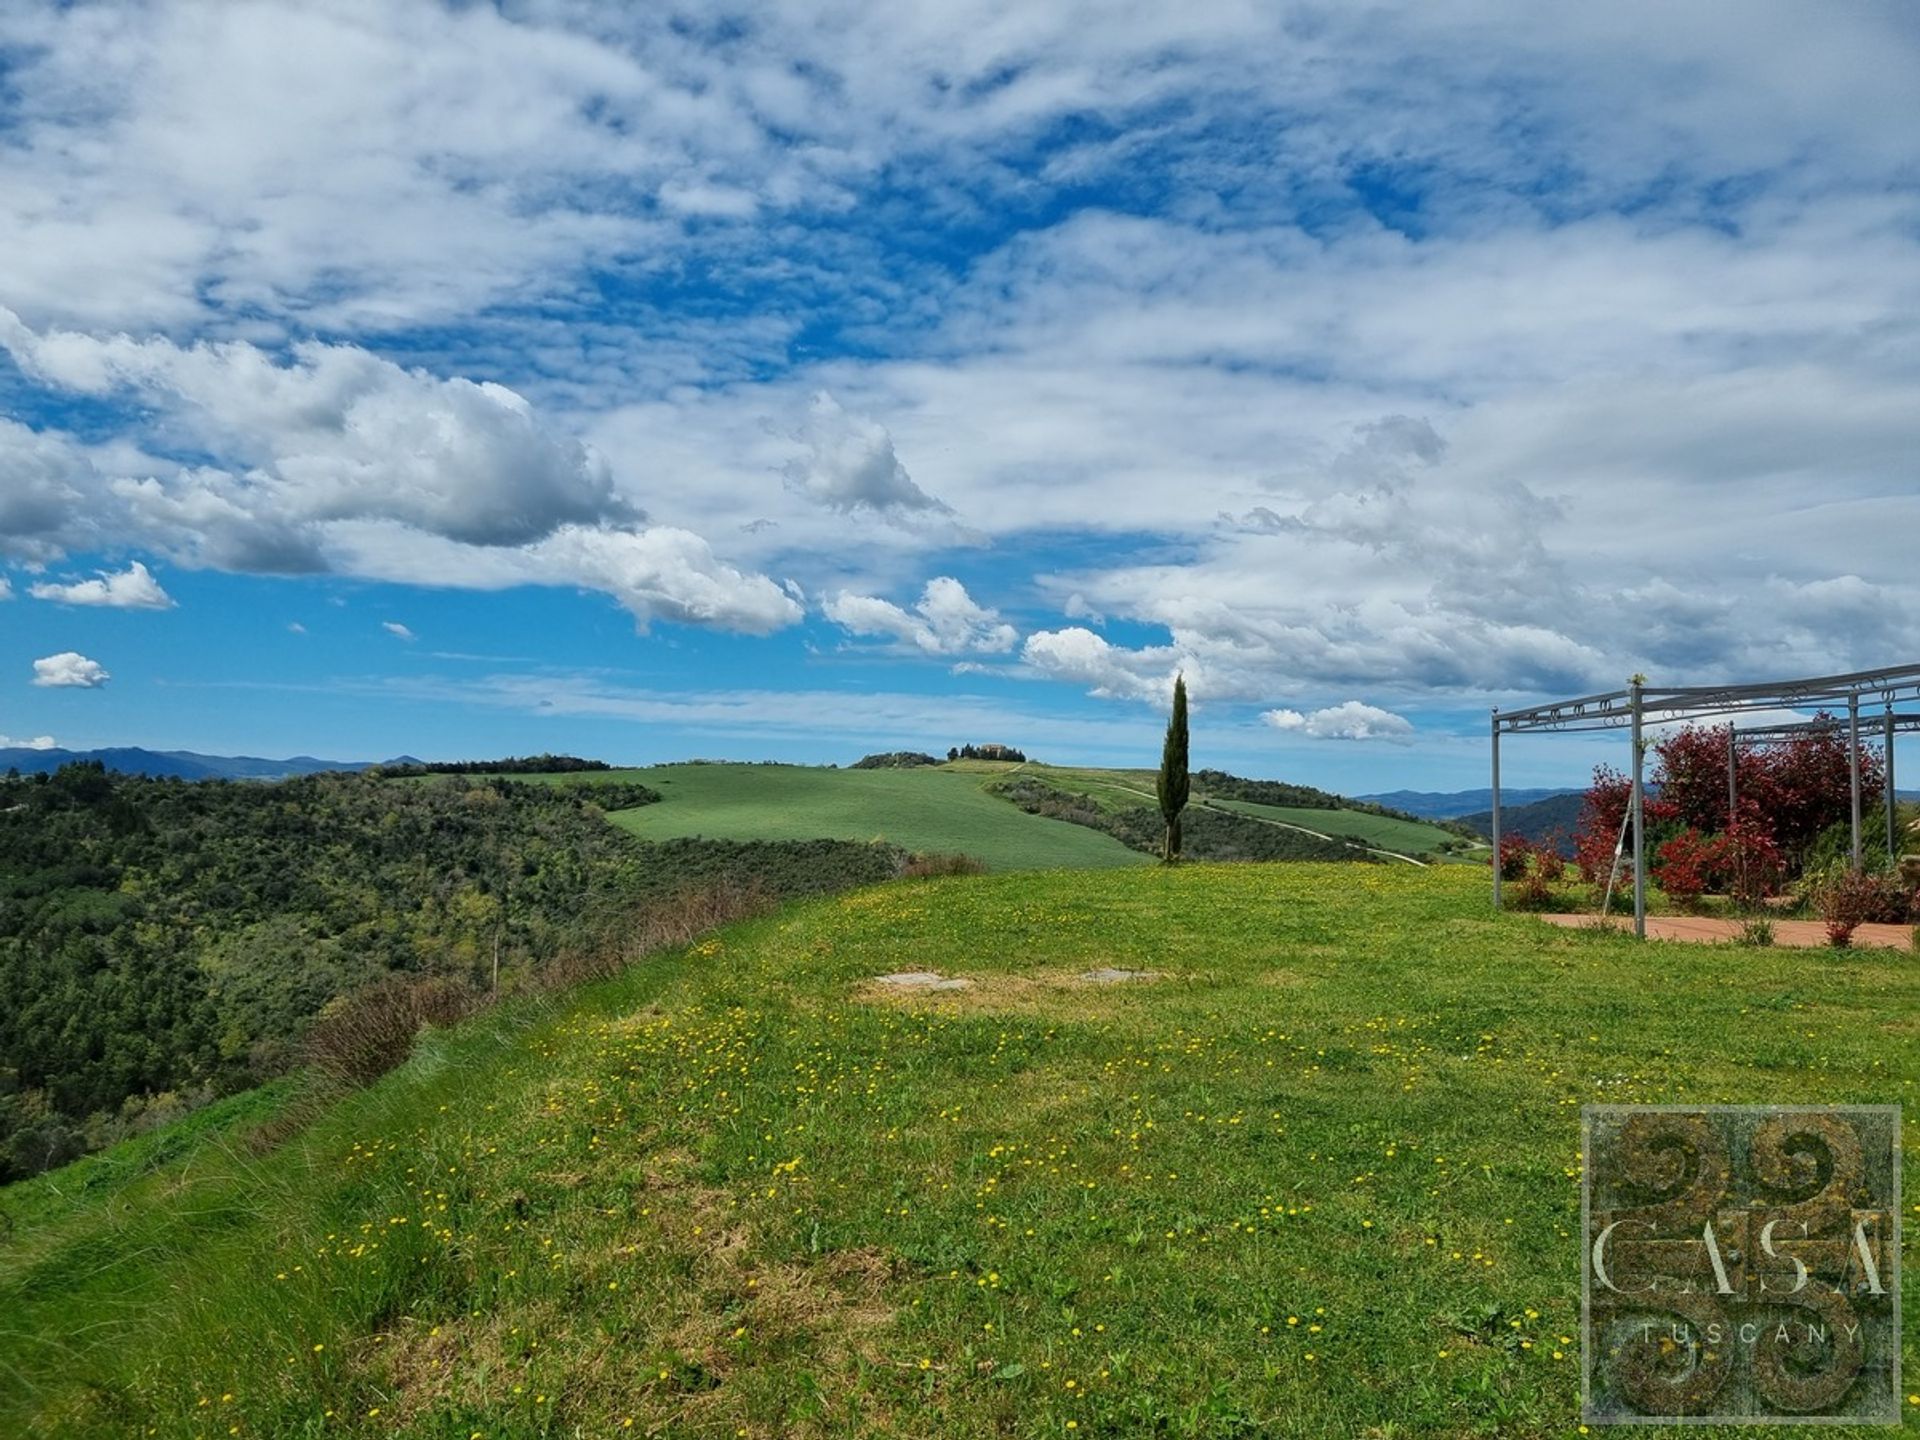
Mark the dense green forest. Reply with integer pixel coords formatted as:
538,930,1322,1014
0,764,897,1181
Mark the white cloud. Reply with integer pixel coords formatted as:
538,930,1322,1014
1062,593,1105,625
1262,702,1415,742
784,393,950,517
0,733,58,750
0,577,10,600
30,560,175,609
32,652,110,688
0,1,1916,722
0,312,805,637
0,311,632,556
825,577,1015,654
1021,627,1185,705
531,526,804,635
287,621,306,634
381,621,415,641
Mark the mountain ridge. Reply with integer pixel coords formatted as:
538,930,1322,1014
0,747,417,780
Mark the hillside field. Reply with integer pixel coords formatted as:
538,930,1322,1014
519,762,1149,871
518,761,1467,868
3,862,1913,1438
992,765,1470,861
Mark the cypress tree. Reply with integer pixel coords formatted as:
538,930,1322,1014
1157,673,1189,863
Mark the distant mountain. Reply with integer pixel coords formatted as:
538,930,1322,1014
0,747,406,780
1455,793,1586,854
1353,786,1581,820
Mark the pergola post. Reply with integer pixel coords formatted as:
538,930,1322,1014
1886,703,1897,862
1848,694,1862,873
1490,708,1502,910
1629,676,1646,940
1726,722,1737,825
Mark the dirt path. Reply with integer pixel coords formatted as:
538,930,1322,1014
1537,913,1915,950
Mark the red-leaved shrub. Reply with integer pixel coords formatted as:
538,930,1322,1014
1653,828,1711,910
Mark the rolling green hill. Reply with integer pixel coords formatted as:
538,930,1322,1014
514,761,1469,868
517,762,1149,871
991,765,1472,861
3,862,1912,1437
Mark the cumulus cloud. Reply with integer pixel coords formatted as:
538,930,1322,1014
1021,627,1185,704
1262,702,1415,742
0,311,633,555
0,734,58,750
785,393,950,517
0,312,805,637
531,526,804,635
824,577,1016,654
30,560,175,609
32,652,110,688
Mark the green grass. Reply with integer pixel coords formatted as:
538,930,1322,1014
3,863,1913,1438
521,763,1147,872
999,765,1466,859
1203,795,1460,857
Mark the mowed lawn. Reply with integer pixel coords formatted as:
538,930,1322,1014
2,864,1914,1438
538,763,1147,871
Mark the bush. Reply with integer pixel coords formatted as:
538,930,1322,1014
1704,806,1787,912
850,752,940,770
900,852,987,877
1497,834,1534,881
1652,828,1711,910
1814,870,1890,948
1508,873,1558,912
301,977,475,1087
1736,916,1776,947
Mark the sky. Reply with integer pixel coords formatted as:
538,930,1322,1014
1,1,1916,791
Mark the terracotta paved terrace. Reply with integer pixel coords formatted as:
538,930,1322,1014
1537,913,1916,949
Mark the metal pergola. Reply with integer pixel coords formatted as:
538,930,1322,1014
1491,663,1920,937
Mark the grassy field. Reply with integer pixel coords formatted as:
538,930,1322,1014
1003,765,1468,860
1204,795,1462,857
3,862,1913,1438
520,763,1147,872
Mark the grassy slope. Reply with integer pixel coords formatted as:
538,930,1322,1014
4,864,1914,1438
1205,796,1457,855
1008,765,1465,858
526,763,1147,872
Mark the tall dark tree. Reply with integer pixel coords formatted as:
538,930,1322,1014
1157,674,1190,862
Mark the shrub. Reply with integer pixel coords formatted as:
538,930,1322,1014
1508,872,1558,912
1534,845,1567,882
900,852,987,877
850,751,940,770
1652,828,1711,910
1736,916,1776,947
301,977,475,1087
1497,834,1534,881
1814,870,1890,948
1704,805,1786,912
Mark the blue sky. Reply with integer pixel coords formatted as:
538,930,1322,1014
1,2,1916,791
